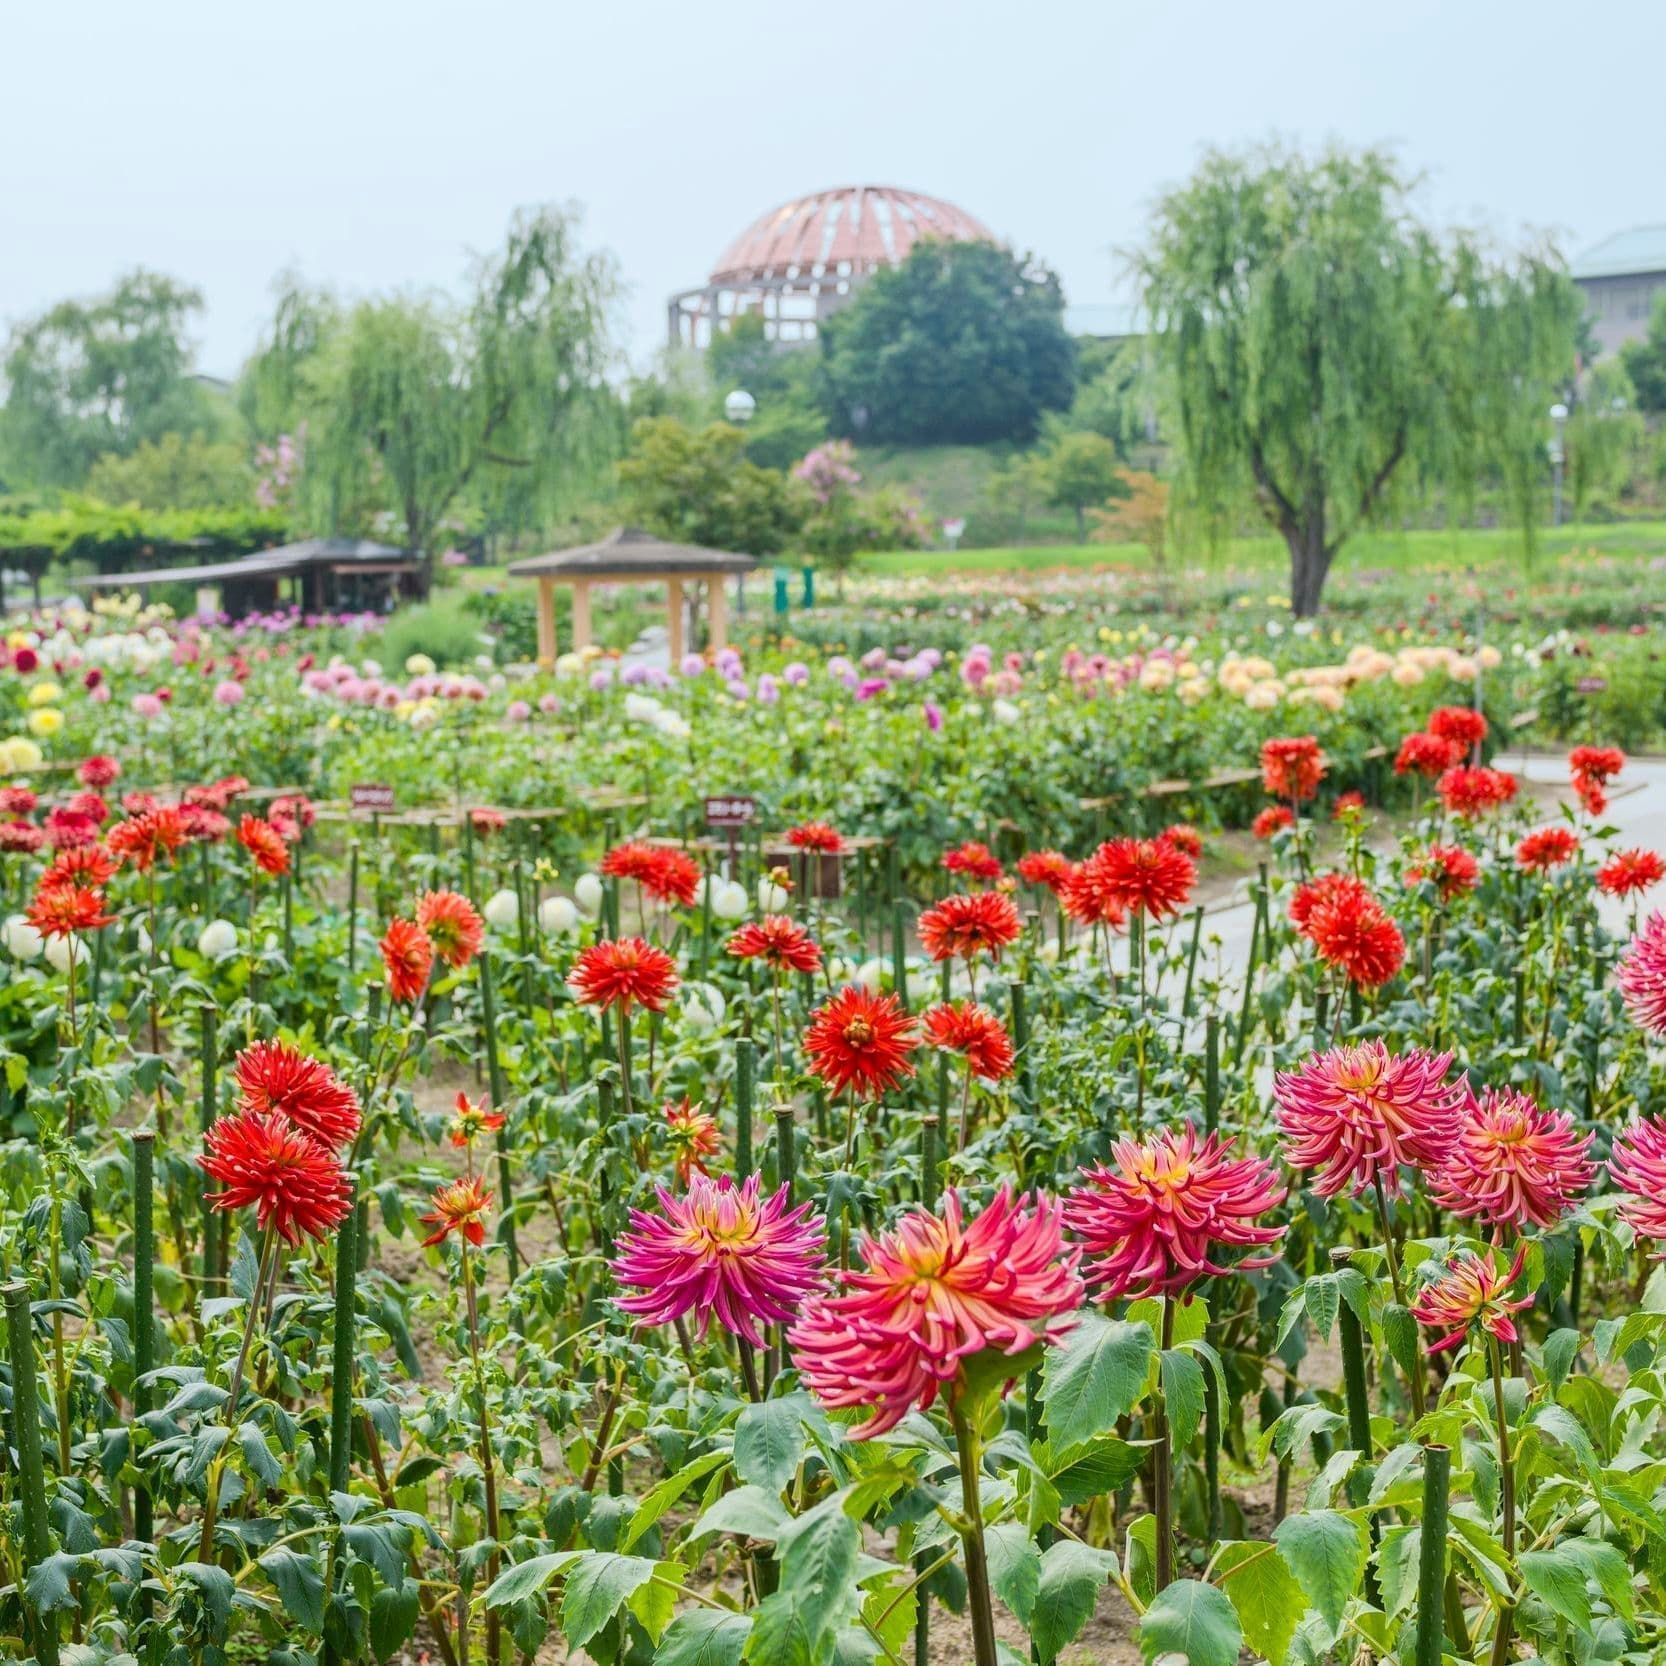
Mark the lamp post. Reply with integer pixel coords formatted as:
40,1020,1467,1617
1549,401,1569,528
724,389,755,615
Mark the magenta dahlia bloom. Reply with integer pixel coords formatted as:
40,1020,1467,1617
788,1188,1082,1438
1430,1087,1593,1232
1617,911,1666,1037
1609,1116,1666,1251
610,1174,825,1348
1274,1040,1471,1198
1064,1124,1286,1299
1411,1245,1532,1354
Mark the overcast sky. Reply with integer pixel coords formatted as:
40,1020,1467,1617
4,0,1661,380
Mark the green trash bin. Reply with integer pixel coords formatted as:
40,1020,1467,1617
772,569,790,615
801,566,815,608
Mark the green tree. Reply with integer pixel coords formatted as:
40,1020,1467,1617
707,314,829,467
244,207,618,588
0,270,223,489
1622,292,1666,412
1139,142,1580,614
86,432,254,510
617,418,803,555
1040,431,1125,538
1060,337,1154,454
1565,360,1646,523
981,452,1051,543
817,241,1076,445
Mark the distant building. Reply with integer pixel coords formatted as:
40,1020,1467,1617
1571,225,1666,355
668,184,997,349
1063,301,1145,344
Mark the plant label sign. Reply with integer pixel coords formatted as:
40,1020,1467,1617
705,795,757,829
351,783,396,814
1576,676,1608,695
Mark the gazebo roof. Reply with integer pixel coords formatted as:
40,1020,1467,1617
74,538,415,589
507,526,759,580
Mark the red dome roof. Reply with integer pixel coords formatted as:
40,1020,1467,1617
709,185,995,286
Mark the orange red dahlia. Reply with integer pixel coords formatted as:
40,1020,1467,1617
233,1040,362,1149
726,915,823,974
1077,837,1196,922
107,807,188,871
1515,826,1579,872
42,845,119,891
381,918,435,1003
917,892,1022,964
921,1000,1016,1082
1411,1245,1531,1354
941,840,1004,883
1274,1040,1471,1198
1598,848,1665,899
567,937,679,1013
1302,880,1405,987
420,1174,494,1247
198,1109,352,1245
1569,745,1624,814
415,889,485,969
1016,849,1076,894
27,882,115,939
1427,706,1488,750
1252,806,1295,841
1404,844,1481,901
1430,1086,1593,1232
611,1173,824,1347
804,986,919,1097
788,1188,1082,1437
448,1091,506,1149
237,813,291,877
1065,1124,1286,1300
786,821,845,853
1437,766,1517,818
1394,731,1462,779
1260,736,1326,803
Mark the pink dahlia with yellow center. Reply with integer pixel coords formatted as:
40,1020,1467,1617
610,1173,824,1348
1608,1116,1666,1251
1274,1040,1471,1198
1411,1245,1532,1354
1431,1086,1593,1233
1064,1123,1287,1300
789,1188,1082,1438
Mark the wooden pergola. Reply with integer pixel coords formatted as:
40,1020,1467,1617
507,527,758,665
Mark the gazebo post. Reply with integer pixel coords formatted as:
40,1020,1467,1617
571,580,593,651
707,576,729,653
666,577,686,664
536,577,557,664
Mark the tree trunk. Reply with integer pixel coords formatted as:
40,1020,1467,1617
1074,505,1086,541
1286,519,1330,618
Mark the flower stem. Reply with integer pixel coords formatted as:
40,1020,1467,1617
1489,1338,1516,1666
1373,1175,1426,1420
1153,1295,1176,1591
948,1393,1000,1666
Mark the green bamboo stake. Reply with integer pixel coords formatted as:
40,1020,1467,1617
921,1113,940,1211
1416,1445,1450,1666
1010,981,1032,1101
346,840,360,978
1181,904,1204,1019
4,1281,61,1666
132,1131,156,1549
1204,1013,1221,1133
1334,1248,1382,1604
892,901,908,1007
478,952,520,1282
199,1003,220,1290
735,1038,755,1177
775,1105,795,1203
329,1180,358,1494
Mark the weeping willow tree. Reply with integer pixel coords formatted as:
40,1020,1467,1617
240,207,618,587
1139,144,1579,615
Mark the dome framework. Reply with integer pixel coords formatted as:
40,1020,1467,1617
668,184,996,349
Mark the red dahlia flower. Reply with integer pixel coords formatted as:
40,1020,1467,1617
726,915,822,974
0,786,38,817
42,845,119,891
448,1091,506,1149
786,821,845,853
179,805,231,843
1161,823,1205,859
469,807,507,836
1569,745,1624,805
922,1000,1016,1081
663,1096,721,1184
611,1173,824,1348
420,1175,494,1247
941,840,1004,883
28,882,115,939
1405,844,1481,900
1289,871,1368,933
1395,732,1461,779
918,891,1023,964
1431,1087,1593,1232
1609,1116,1666,1250
1252,806,1295,840
1061,857,1128,928
65,792,108,824
0,821,44,854
1066,1123,1286,1299
237,814,291,877
1017,849,1076,894
1260,736,1326,803
1618,910,1666,1035
1079,836,1196,921
44,808,100,851
415,889,485,969
567,937,679,1013
380,918,435,1003
1438,766,1517,818
233,1039,362,1149
804,986,919,1098
1332,791,1366,820
1516,826,1579,872
1598,849,1665,899
1274,1041,1471,1198
1303,881,1405,987
77,755,120,789
198,1110,352,1245
1428,706,1488,749
107,807,188,872
1411,1245,1531,1355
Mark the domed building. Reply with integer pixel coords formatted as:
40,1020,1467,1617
668,184,997,348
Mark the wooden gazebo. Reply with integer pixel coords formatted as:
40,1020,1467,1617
507,527,758,665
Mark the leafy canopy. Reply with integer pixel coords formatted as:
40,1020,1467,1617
818,241,1076,446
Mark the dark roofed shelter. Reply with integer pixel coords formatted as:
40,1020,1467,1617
74,538,421,615
507,527,758,664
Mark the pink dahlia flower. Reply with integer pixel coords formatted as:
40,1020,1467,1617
1609,1116,1666,1250
1430,1086,1593,1233
1617,911,1666,1036
1411,1245,1532,1354
788,1188,1082,1438
610,1173,824,1348
1274,1040,1471,1198
1064,1124,1286,1300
